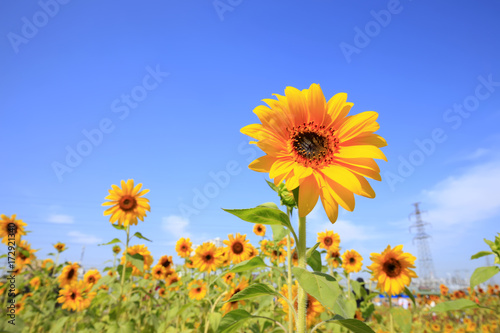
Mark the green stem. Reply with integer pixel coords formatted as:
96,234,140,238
347,273,351,299
286,233,294,333
297,216,307,333
120,225,131,294
388,293,394,333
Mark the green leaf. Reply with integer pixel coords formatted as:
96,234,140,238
98,238,123,246
271,225,288,243
218,309,252,333
266,180,279,192
132,232,152,242
209,312,222,332
470,266,500,289
292,267,342,312
470,251,494,260
111,224,126,230
229,256,268,274
0,254,6,259
391,307,412,333
227,283,279,303
350,279,361,298
433,299,483,312
222,206,291,229
126,253,145,273
307,249,322,272
51,317,69,333
324,315,376,333
403,287,416,308
306,242,320,258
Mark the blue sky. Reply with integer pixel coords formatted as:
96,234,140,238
1,1,500,285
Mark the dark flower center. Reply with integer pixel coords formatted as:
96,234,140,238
293,251,298,260
383,258,402,278
161,259,172,268
196,287,201,293
349,257,355,264
204,254,213,262
232,242,244,255
119,195,137,211
293,131,330,161
70,292,76,300
67,268,75,280
324,237,333,246
88,276,95,284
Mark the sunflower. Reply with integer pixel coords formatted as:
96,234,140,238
120,245,154,276
317,230,340,250
278,236,294,247
291,248,299,266
98,284,109,291
57,280,96,312
0,214,27,245
15,302,24,314
253,224,266,237
222,272,235,285
58,262,80,286
29,276,41,291
185,257,195,269
83,269,101,286
218,247,231,268
54,242,66,253
260,239,273,256
107,270,116,277
440,283,449,296
167,273,182,292
16,240,37,266
222,276,249,314
188,280,207,300
247,244,259,259
151,264,166,280
158,288,167,297
112,245,121,254
158,255,174,270
444,324,454,333
175,238,193,258
342,250,363,274
367,245,417,296
431,324,441,332
224,233,252,264
326,249,341,268
241,84,386,223
271,247,286,264
278,281,324,328
42,258,54,270
193,242,224,273
102,179,151,227
466,322,477,332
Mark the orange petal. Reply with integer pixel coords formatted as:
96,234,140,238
298,175,320,217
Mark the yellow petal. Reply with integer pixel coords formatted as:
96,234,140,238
298,175,320,218
249,155,275,173
337,145,387,162
337,111,379,142
323,177,355,212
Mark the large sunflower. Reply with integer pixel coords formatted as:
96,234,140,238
0,214,27,245
102,179,150,227
175,238,193,258
58,262,80,286
317,230,340,250
223,233,252,264
16,240,37,266
188,280,207,300
241,84,386,223
192,242,223,273
367,245,417,296
341,249,363,274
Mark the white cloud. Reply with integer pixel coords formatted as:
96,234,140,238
67,231,102,244
423,160,500,227
47,214,74,224
162,215,191,239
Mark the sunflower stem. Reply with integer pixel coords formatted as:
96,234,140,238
297,215,307,333
347,273,351,299
286,208,294,333
388,293,394,333
120,225,130,294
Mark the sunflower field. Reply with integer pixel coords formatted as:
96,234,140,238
2,86,500,333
